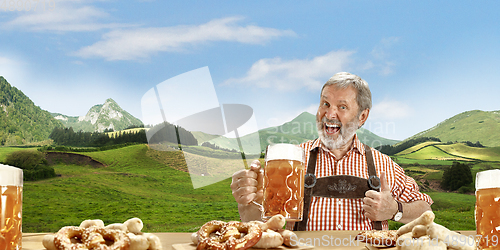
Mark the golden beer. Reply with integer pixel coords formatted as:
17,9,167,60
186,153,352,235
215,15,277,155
476,170,500,250
0,165,23,250
0,186,23,250
263,144,305,221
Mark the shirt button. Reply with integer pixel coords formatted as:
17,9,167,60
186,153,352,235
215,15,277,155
337,224,342,230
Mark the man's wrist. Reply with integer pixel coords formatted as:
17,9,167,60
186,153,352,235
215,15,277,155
391,200,403,222
238,202,263,222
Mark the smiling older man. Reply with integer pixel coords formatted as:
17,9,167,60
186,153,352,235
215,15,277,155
231,72,433,231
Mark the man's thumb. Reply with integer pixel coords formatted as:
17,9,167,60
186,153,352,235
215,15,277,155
380,171,390,192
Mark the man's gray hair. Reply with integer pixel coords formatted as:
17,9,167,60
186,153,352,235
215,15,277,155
321,72,372,113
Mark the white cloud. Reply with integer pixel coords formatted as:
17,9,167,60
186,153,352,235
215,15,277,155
3,3,131,32
73,17,296,61
223,50,355,91
370,99,412,120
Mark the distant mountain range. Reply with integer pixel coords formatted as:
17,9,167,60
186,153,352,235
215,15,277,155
51,98,143,133
1,75,498,149
193,112,401,154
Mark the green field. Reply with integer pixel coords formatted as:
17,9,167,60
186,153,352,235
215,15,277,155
396,142,500,162
436,144,500,162
396,141,443,156
19,144,241,233
0,143,492,233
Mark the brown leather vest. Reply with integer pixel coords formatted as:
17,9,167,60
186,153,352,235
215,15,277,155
293,143,383,231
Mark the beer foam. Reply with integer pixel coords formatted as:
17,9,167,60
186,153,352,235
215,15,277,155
476,169,500,190
0,164,23,186
265,144,305,162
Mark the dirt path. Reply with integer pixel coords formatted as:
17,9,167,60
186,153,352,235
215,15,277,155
45,152,106,168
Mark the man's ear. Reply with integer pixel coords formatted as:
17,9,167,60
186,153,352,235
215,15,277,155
358,109,370,127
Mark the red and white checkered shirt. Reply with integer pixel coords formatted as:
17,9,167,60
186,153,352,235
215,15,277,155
299,135,433,231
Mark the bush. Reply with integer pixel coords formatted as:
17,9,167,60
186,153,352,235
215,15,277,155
4,150,47,170
441,161,473,191
458,185,475,194
4,150,56,181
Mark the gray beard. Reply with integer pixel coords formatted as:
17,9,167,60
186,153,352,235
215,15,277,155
316,117,359,150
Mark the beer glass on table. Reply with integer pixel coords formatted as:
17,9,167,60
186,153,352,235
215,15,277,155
476,169,500,250
261,144,305,221
0,164,23,250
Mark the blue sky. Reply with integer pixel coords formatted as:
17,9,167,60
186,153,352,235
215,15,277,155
1,0,499,141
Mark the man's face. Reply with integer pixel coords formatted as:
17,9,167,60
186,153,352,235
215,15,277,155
316,85,368,150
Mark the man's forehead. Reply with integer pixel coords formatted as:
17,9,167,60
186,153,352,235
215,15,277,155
320,85,357,100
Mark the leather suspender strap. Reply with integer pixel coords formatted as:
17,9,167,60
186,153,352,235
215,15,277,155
365,144,383,230
294,147,318,231
294,143,383,231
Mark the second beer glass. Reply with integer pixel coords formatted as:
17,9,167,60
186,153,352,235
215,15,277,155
262,144,305,221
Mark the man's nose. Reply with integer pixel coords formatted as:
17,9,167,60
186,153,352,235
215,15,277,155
325,107,338,120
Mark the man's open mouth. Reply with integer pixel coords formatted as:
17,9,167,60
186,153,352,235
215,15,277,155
325,123,341,135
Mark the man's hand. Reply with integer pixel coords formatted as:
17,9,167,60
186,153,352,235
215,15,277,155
363,171,398,221
230,160,264,205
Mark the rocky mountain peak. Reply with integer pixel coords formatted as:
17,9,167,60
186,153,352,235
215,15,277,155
54,98,143,133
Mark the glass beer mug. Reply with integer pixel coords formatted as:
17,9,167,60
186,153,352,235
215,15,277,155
475,169,500,250
262,144,305,221
0,164,23,250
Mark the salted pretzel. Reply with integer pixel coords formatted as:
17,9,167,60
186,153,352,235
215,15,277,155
53,226,88,250
53,226,130,250
84,226,130,250
356,230,398,247
196,220,262,250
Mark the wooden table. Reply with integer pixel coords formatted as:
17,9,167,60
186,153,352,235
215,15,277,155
21,231,477,250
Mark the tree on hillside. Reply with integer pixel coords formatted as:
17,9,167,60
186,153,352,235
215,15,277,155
441,161,473,191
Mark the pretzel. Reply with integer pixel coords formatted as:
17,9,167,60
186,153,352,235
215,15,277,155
83,226,130,250
196,220,262,250
53,226,87,250
225,221,262,250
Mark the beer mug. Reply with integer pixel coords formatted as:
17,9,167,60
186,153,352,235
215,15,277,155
262,144,305,221
475,169,500,250
0,164,23,250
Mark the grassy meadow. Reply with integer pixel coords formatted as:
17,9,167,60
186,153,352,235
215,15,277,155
17,144,242,233
2,141,499,233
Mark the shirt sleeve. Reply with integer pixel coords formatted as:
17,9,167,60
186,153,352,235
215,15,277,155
392,163,434,205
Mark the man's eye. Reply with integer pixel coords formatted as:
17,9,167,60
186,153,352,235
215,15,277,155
323,102,329,107
340,106,347,110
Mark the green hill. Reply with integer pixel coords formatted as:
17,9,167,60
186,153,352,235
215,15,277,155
193,111,400,153
397,142,500,162
396,141,443,155
435,143,500,162
21,144,240,232
408,110,500,147
0,76,63,145
399,144,470,161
